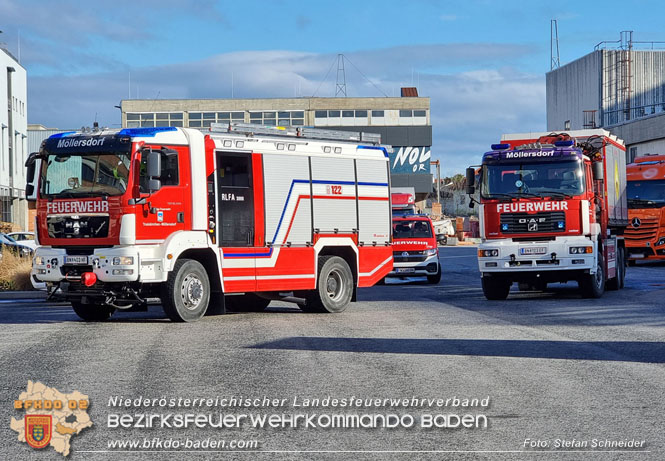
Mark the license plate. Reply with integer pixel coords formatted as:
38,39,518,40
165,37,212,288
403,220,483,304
396,267,415,274
630,253,645,259
65,256,88,265
519,247,547,255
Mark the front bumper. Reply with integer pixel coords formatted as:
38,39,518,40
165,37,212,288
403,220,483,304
478,237,596,274
32,247,140,284
388,254,440,277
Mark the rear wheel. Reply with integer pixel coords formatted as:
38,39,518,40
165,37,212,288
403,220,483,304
225,294,271,312
161,259,210,322
481,277,511,300
302,256,353,313
580,253,605,298
71,301,115,322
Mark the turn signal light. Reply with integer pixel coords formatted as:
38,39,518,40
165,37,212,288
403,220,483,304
82,272,97,287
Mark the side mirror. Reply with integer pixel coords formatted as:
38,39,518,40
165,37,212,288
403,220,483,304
146,151,162,178
25,153,40,202
592,161,604,181
465,167,476,194
145,151,162,193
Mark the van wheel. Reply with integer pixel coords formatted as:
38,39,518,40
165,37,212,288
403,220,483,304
580,253,605,298
161,259,210,322
427,266,442,284
302,256,353,313
481,277,511,300
226,294,271,312
71,301,115,321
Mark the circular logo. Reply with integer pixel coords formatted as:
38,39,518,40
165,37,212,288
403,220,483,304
402,252,409,257
631,217,641,228
515,180,523,188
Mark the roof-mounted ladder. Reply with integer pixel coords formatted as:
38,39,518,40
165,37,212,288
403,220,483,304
210,122,381,145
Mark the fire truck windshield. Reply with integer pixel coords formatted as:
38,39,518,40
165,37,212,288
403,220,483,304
481,160,584,199
627,180,665,208
393,220,433,239
41,152,131,198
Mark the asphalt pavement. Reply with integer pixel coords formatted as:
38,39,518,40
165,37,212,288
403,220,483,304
1,246,663,460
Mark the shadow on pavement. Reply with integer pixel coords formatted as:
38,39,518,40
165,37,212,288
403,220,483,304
250,337,665,364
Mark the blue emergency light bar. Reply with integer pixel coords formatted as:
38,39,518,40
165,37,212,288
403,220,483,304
491,143,511,150
118,127,178,137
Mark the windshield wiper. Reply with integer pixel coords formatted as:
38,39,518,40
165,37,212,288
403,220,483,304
628,198,659,206
513,191,542,199
537,190,574,199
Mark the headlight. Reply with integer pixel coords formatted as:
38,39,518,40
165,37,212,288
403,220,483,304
34,256,46,266
657,237,665,246
478,249,499,257
112,256,134,265
569,246,592,254
425,248,438,256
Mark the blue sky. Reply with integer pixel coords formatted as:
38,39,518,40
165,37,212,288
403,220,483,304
1,0,663,175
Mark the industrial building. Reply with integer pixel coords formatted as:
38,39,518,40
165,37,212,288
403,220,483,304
120,92,433,203
547,31,665,162
0,45,28,230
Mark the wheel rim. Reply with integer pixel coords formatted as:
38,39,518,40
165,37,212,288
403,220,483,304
325,269,345,302
181,274,204,310
595,262,603,289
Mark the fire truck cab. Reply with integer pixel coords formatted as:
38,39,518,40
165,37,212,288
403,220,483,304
27,124,393,322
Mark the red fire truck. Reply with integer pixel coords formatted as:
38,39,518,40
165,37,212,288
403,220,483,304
27,124,393,322
466,130,628,300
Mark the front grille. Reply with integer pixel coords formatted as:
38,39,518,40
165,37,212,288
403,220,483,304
500,212,566,234
624,217,659,242
393,250,427,263
47,215,109,239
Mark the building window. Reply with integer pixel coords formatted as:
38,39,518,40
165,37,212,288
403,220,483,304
188,111,243,128
126,112,184,128
414,110,426,117
371,110,384,117
249,110,303,126
629,146,638,162
399,110,413,117
564,120,571,130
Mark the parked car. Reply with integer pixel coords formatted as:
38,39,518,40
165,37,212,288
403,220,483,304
7,231,37,251
0,233,33,257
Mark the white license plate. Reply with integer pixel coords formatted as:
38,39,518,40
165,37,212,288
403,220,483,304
519,247,547,255
65,256,88,265
630,254,645,259
396,267,416,274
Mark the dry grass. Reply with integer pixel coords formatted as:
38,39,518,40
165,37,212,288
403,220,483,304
0,250,34,291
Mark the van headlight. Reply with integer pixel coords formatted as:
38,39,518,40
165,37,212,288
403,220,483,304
425,248,438,256
112,256,134,265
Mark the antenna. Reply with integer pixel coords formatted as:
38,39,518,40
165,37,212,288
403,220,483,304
550,19,561,70
335,54,347,97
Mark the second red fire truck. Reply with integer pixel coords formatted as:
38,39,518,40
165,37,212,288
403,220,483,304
27,123,393,322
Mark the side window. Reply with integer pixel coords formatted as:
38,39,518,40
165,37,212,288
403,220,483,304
139,150,179,193
219,155,250,187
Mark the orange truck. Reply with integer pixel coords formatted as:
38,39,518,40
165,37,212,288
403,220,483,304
625,155,665,263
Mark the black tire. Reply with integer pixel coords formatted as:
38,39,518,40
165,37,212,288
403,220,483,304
481,276,511,300
161,259,210,322
225,293,271,312
427,265,442,284
302,256,354,313
71,301,115,322
606,247,625,291
580,253,605,298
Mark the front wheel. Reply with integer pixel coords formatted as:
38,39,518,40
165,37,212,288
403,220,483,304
427,266,442,284
161,259,210,322
302,256,354,313
579,253,605,298
481,276,511,300
71,301,115,322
